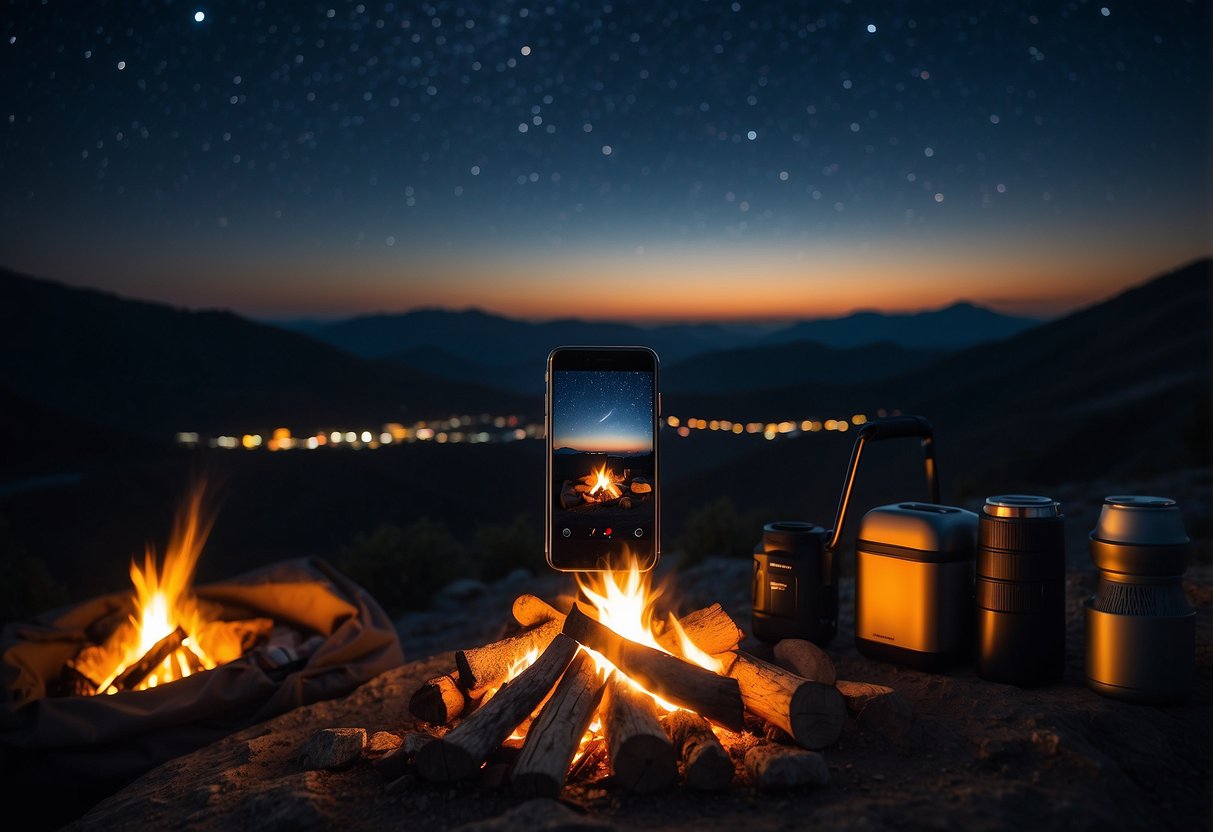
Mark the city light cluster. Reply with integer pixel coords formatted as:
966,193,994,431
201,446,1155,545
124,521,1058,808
178,409,898,452
665,411,889,440
175,413,542,451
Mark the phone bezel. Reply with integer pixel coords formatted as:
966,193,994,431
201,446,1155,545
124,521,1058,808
544,345,660,573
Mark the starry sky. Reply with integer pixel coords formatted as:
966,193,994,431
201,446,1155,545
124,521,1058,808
552,370,653,454
1,1,1208,321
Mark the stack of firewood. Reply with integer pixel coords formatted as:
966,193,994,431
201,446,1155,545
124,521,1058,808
387,594,908,794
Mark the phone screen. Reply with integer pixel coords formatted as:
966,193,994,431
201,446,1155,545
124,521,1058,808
546,347,659,572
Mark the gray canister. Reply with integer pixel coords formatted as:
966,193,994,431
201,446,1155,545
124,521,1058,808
1084,496,1195,704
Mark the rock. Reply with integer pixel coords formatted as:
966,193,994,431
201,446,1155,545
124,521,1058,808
561,486,583,509
365,731,402,756
630,481,652,494
298,728,366,771
438,578,488,603
618,496,633,509
773,639,837,685
744,744,830,790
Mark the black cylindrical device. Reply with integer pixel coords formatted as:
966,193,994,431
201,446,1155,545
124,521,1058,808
1083,496,1194,704
975,494,1066,685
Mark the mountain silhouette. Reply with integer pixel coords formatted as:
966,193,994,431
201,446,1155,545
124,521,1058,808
662,340,945,394
0,268,536,440
762,301,1040,350
295,302,1034,393
664,257,1212,501
298,307,760,367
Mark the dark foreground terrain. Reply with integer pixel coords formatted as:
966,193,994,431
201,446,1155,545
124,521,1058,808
60,551,1212,832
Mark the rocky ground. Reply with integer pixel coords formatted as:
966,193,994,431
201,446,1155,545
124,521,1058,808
63,548,1212,832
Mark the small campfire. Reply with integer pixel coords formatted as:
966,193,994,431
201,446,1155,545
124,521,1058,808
390,556,905,794
58,485,276,697
560,463,652,511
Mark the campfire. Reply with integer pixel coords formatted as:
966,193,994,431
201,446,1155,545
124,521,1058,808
560,463,651,510
400,555,904,794
587,463,623,501
59,484,274,697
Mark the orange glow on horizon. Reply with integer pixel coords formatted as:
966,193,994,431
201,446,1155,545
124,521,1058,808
43,240,1207,323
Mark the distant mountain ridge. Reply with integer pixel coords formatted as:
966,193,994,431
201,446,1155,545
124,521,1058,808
0,269,534,442
763,301,1039,350
289,301,1039,394
665,257,1212,492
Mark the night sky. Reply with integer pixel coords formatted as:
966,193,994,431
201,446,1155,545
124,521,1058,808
1,1,1208,320
552,370,653,454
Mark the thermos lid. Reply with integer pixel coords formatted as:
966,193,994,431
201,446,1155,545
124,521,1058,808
856,503,978,559
984,494,1060,518
1093,496,1189,546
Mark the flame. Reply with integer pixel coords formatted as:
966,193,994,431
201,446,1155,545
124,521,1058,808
665,613,726,673
481,644,543,741
574,552,724,713
95,484,219,694
495,552,731,768
587,463,622,500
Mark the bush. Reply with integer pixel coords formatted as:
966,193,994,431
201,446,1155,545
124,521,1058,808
674,497,770,567
335,517,467,615
0,517,68,625
472,515,541,581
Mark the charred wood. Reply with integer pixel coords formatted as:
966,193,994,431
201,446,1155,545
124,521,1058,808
416,634,578,783
511,651,607,799
562,603,744,731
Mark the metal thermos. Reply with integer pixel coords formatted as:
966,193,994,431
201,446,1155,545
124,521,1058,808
1084,496,1194,703
975,495,1066,685
751,415,940,648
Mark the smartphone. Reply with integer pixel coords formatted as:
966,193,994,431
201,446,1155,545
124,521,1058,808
545,346,660,572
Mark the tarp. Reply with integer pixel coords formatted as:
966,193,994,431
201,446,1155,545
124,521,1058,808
0,557,404,828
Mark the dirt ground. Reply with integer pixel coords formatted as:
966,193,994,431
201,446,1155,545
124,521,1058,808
62,553,1212,832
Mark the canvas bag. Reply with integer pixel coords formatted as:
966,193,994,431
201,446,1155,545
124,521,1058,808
0,556,403,827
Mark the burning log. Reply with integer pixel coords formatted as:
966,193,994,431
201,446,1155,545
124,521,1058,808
416,633,579,783
562,603,745,731
604,673,678,794
568,736,607,782
655,602,744,657
516,594,742,660
109,626,188,692
510,651,607,799
456,618,563,697
717,651,845,750
662,709,734,790
409,672,468,725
